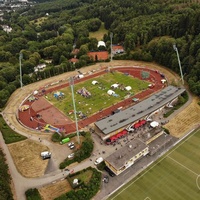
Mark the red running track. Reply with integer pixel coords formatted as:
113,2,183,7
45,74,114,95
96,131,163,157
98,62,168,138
18,66,164,134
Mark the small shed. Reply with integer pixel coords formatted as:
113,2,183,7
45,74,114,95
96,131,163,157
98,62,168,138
161,79,166,84
107,90,115,95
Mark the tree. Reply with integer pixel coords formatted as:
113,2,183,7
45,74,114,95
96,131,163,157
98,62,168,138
0,89,10,108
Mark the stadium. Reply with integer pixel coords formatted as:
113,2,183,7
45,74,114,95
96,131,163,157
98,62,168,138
17,65,185,175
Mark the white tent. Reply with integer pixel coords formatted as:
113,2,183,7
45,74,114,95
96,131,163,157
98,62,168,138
111,83,119,89
97,41,106,48
73,178,78,185
92,80,98,85
33,90,38,95
125,86,132,91
150,121,159,128
78,74,84,79
107,90,115,95
161,79,166,84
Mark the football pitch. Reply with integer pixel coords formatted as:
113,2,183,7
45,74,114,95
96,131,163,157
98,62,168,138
109,128,200,200
46,71,149,119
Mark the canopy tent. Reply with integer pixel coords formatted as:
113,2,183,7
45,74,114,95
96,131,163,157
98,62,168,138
78,74,84,79
111,83,119,89
54,91,64,98
92,80,98,85
97,41,106,48
33,90,38,95
125,86,132,91
150,121,159,128
161,79,167,84
107,90,115,95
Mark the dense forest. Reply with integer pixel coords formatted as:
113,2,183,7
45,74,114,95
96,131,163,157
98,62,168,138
0,0,200,108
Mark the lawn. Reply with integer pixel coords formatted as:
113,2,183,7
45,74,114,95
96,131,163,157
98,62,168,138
89,22,108,40
109,129,200,200
72,169,93,184
46,71,149,120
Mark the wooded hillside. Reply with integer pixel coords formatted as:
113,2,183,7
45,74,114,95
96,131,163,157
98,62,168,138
0,0,199,108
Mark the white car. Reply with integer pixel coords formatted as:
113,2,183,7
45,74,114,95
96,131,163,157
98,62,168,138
68,142,74,147
94,157,103,165
70,145,75,149
68,153,75,159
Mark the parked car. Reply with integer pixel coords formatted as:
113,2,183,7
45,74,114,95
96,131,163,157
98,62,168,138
103,175,109,183
68,142,74,147
68,153,74,159
70,145,75,149
104,166,115,177
40,151,51,160
94,157,103,165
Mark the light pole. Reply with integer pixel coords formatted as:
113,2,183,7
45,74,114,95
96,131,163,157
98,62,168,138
69,77,80,144
110,32,113,62
19,52,23,89
173,44,184,85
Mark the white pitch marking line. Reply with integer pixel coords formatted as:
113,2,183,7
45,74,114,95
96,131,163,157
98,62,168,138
167,155,198,176
110,128,199,200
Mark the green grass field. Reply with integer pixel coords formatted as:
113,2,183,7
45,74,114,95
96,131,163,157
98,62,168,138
109,129,200,200
46,71,149,120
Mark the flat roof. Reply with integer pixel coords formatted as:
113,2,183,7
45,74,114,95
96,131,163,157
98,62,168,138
105,139,147,170
95,85,185,134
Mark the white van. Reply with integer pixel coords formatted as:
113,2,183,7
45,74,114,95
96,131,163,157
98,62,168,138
94,157,103,165
41,151,51,160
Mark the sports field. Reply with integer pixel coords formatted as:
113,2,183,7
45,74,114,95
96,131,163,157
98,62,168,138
109,128,200,200
46,71,149,119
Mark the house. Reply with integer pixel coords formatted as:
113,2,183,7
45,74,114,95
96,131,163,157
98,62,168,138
104,139,149,175
112,45,124,55
69,58,79,64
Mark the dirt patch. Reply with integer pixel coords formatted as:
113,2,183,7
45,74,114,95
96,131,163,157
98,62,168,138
8,139,49,177
164,96,200,138
39,179,72,200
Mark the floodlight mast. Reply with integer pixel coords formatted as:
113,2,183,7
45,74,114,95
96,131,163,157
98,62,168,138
110,32,113,62
173,44,184,85
69,77,80,144
19,52,23,89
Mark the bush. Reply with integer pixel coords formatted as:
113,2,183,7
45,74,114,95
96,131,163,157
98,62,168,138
55,167,101,200
0,148,13,200
51,133,63,142
97,161,106,171
59,132,93,169
25,188,42,200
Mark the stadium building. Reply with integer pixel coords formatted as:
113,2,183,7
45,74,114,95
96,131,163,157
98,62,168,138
104,139,149,175
95,85,185,140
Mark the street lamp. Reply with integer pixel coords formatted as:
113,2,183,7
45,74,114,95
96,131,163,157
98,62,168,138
69,77,80,144
173,44,184,85
19,52,23,89
110,32,113,62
